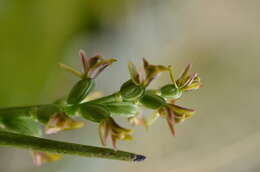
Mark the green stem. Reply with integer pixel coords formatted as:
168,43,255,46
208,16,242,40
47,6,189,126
89,93,121,104
0,131,145,162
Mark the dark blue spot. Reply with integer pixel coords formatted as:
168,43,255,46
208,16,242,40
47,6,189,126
133,155,146,162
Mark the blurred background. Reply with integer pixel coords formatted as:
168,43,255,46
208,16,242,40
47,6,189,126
0,0,260,171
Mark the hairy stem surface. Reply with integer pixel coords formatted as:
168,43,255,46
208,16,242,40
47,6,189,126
0,131,145,162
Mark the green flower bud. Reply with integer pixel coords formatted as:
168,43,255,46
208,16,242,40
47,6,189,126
120,80,145,101
139,92,166,109
79,103,110,123
67,78,95,104
103,102,138,117
160,84,182,99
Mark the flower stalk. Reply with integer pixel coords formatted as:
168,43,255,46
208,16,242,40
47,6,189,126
0,49,202,165
0,130,145,162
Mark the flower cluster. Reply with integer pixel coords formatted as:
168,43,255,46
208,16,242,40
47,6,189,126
0,49,201,165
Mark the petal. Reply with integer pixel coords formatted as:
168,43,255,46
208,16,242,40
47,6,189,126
109,118,132,134
59,63,83,78
182,82,202,91
111,135,118,150
99,120,110,146
168,104,195,117
128,61,141,85
166,107,176,136
143,58,168,86
79,49,90,74
177,64,192,86
32,151,61,166
88,58,117,79
182,73,198,88
89,55,103,67
45,113,84,134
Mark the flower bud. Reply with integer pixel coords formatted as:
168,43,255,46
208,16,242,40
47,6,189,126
120,80,145,101
139,92,166,109
67,78,95,104
103,102,138,117
79,103,110,123
160,84,182,99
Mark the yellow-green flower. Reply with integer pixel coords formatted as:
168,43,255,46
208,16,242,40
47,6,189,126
170,64,202,92
99,117,133,149
60,49,117,79
45,112,84,134
31,151,61,166
158,102,195,136
128,58,168,87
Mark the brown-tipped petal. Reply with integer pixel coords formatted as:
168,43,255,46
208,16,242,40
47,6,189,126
99,121,110,146
111,135,118,150
181,64,192,79
89,55,103,67
168,104,195,117
143,58,168,86
79,49,89,74
177,64,192,86
182,82,202,91
166,107,176,136
45,113,84,135
88,58,117,79
111,121,132,134
182,72,198,88
128,61,141,85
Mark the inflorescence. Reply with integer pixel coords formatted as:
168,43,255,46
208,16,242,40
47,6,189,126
0,50,202,165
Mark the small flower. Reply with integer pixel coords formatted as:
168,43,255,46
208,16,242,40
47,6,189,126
168,64,202,92
45,112,84,134
128,58,168,87
158,102,195,136
128,112,148,128
99,117,133,149
32,151,61,166
60,49,117,79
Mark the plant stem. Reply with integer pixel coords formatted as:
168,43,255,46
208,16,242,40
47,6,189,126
0,131,145,162
89,93,121,104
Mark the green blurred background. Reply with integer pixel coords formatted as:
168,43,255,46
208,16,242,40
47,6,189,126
0,0,260,171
